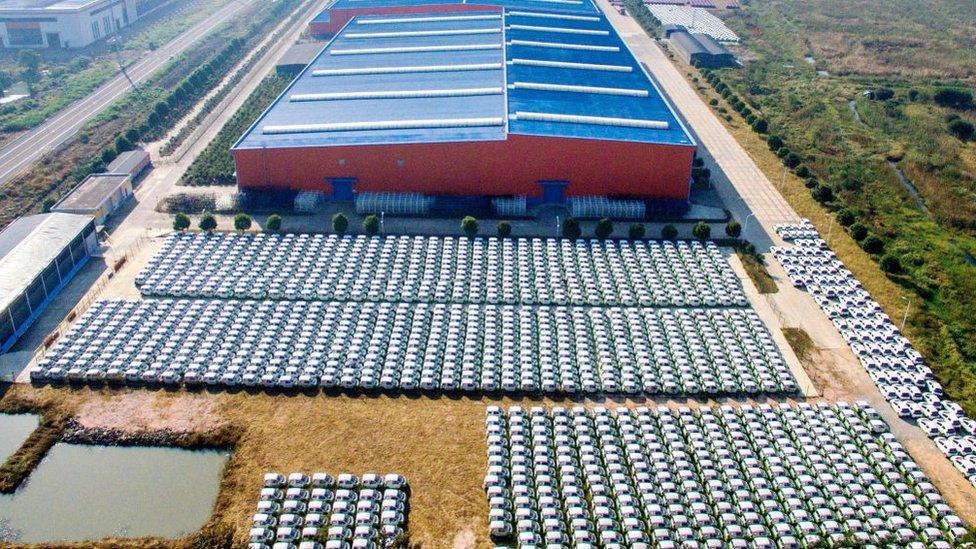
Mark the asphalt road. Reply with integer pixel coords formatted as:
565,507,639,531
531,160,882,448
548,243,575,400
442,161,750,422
0,0,255,189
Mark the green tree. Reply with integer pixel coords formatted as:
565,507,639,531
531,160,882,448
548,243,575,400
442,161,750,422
725,220,742,238
752,119,768,133
233,213,252,231
849,223,868,241
933,88,973,110
0,70,12,97
173,213,190,231
561,217,581,239
41,197,55,213
101,147,117,165
124,128,140,143
784,152,802,169
198,212,217,232
461,216,479,238
496,220,512,238
692,221,711,241
17,50,41,85
595,218,613,240
332,213,349,234
767,135,783,151
114,135,133,153
880,254,901,273
812,184,834,203
862,235,884,254
628,223,646,239
661,224,678,240
948,119,974,141
837,209,856,226
363,214,380,236
265,213,282,233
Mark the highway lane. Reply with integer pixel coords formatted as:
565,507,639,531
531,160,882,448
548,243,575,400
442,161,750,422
0,0,255,188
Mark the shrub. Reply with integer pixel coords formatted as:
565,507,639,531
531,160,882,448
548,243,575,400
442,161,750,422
562,217,581,239
332,213,348,234
198,212,217,232
42,197,55,213
767,135,783,151
461,216,479,238
837,209,856,226
745,114,757,125
363,214,379,236
725,220,742,238
812,184,834,203
692,221,711,240
595,218,613,239
804,177,819,189
908,89,921,101
873,88,894,101
794,165,811,178
114,135,132,153
661,224,678,240
849,223,868,241
101,147,117,165
628,223,646,239
933,88,973,110
709,98,719,106
784,152,802,168
752,119,768,133
862,235,884,254
693,157,704,167
265,213,282,233
124,128,140,143
173,213,190,231
880,254,901,273
233,213,252,231
496,220,512,237
948,119,974,141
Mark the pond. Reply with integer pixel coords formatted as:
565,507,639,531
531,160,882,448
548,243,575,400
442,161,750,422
0,443,228,543
0,414,38,463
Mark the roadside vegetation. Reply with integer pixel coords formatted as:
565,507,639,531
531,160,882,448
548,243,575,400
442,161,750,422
181,75,289,185
0,0,235,136
782,327,815,362
0,0,308,228
667,1,976,413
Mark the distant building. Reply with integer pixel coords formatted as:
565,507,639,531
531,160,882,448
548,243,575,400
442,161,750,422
106,148,150,180
0,0,173,49
669,31,736,68
276,41,326,78
0,213,96,352
52,172,132,224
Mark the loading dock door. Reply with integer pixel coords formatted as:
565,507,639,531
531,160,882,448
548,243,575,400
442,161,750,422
46,32,61,48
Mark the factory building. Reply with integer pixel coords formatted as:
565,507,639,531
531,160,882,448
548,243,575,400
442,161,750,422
669,30,736,68
234,0,696,206
0,213,96,353
0,0,171,49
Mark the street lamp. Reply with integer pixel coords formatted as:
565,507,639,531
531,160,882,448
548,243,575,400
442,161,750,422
742,212,757,237
380,211,385,234
556,215,560,236
900,295,911,332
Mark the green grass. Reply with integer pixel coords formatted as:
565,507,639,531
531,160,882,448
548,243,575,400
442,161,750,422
700,2,976,414
0,60,117,132
737,249,778,293
125,0,235,51
782,327,815,361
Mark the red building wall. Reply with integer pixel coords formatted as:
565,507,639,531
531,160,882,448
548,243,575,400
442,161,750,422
311,4,501,35
233,135,694,199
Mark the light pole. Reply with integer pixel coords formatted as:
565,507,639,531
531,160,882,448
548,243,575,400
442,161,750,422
742,212,757,238
900,295,911,332
556,215,561,236
380,211,385,235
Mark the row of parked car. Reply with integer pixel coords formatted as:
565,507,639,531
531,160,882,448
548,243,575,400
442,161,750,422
32,298,796,396
484,403,966,548
771,220,976,487
135,233,747,308
250,472,408,549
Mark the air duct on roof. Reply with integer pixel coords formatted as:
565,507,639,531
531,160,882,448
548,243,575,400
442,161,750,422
290,87,503,101
507,40,618,52
512,111,669,130
262,118,505,134
507,24,609,36
357,14,502,24
331,44,501,55
345,28,501,39
312,63,502,76
510,58,632,72
511,82,649,97
506,11,601,21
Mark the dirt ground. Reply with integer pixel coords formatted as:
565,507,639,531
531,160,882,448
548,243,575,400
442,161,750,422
72,391,226,434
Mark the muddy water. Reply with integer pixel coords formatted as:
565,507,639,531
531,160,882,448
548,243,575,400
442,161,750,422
0,444,228,543
0,414,38,462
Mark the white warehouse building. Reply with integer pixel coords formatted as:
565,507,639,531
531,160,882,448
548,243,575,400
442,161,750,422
0,0,170,49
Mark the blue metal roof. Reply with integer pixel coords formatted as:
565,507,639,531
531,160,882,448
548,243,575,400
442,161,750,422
323,0,600,16
234,5,694,150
